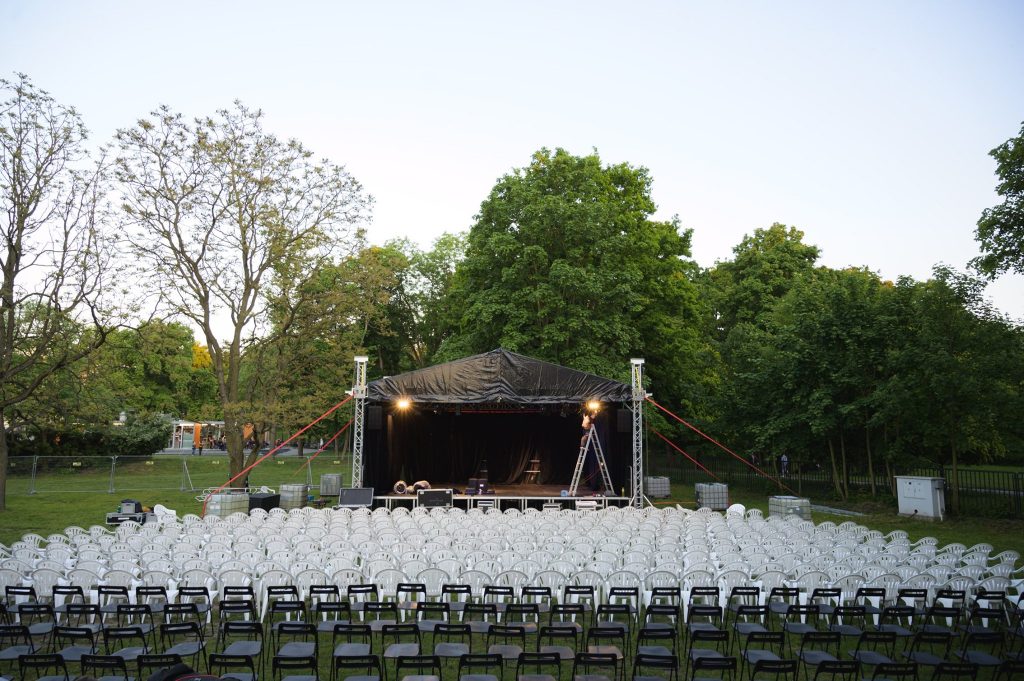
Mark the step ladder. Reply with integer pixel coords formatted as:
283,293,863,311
568,426,614,496
522,458,541,484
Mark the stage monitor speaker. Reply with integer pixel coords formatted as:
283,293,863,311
338,487,375,508
417,488,453,508
617,408,631,432
367,406,382,429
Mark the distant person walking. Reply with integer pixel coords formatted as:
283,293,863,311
780,453,789,476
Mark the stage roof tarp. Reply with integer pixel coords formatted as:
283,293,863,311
366,348,632,405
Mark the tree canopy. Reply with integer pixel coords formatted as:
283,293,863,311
116,103,371,477
438,148,712,411
0,75,119,508
974,120,1024,277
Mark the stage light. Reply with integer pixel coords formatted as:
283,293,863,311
586,400,602,412
395,398,412,410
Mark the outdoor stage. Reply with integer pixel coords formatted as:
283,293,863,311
371,482,631,511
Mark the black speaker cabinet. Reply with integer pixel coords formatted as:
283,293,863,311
367,406,383,429
417,488,453,508
617,408,631,432
249,493,280,511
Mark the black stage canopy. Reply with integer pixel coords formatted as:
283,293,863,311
367,348,632,405
362,349,632,493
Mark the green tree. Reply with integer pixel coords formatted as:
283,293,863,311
973,121,1024,277
116,103,371,478
0,75,118,509
368,233,466,375
438,148,709,410
240,243,404,456
705,225,821,458
707,223,820,337
879,267,1023,512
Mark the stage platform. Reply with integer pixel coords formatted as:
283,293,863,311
371,483,630,511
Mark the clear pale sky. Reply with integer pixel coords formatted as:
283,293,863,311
3,1,1022,319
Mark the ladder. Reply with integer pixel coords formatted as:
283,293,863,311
568,426,614,496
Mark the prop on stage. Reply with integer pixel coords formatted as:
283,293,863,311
393,480,432,494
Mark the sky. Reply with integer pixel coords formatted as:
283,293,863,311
3,0,1023,319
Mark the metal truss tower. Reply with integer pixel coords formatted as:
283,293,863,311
630,358,646,508
351,356,368,488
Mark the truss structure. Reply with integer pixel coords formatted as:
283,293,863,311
630,358,645,508
351,356,368,488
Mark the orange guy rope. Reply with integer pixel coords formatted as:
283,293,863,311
652,429,721,481
296,420,353,473
646,396,796,494
201,393,353,515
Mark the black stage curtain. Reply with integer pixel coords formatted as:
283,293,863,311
362,408,627,493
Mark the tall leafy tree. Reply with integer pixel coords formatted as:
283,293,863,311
439,148,708,410
116,103,371,478
388,233,466,371
879,267,1023,511
241,243,404,455
0,75,119,509
706,225,821,454
706,223,820,337
973,121,1024,277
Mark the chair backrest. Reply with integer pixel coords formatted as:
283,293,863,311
751,659,799,679
332,623,372,643
516,651,561,673
813,660,860,681
136,652,184,677
81,652,130,679
994,661,1024,681
18,653,68,678
690,655,738,680
334,653,382,676
931,662,978,680
872,662,919,681
572,651,619,675
273,653,317,680
634,652,679,673
458,653,502,674
208,652,257,677
395,654,442,678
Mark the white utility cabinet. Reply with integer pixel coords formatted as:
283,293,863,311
895,475,945,520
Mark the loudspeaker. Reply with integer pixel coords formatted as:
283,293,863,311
367,406,382,429
617,408,631,432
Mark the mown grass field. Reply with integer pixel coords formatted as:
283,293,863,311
0,454,347,545
1,457,1022,557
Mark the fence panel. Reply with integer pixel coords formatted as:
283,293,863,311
647,450,1024,519
8,453,350,495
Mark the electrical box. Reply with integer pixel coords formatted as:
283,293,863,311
895,476,945,520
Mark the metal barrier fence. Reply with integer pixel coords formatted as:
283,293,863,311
6,454,350,495
648,450,1024,519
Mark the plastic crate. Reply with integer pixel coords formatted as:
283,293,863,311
695,483,729,510
768,495,811,520
644,476,671,498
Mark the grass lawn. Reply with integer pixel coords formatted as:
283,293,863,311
0,454,349,545
2,460,1023,558
663,483,1024,557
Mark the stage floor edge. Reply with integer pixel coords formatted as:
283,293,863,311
371,493,632,511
